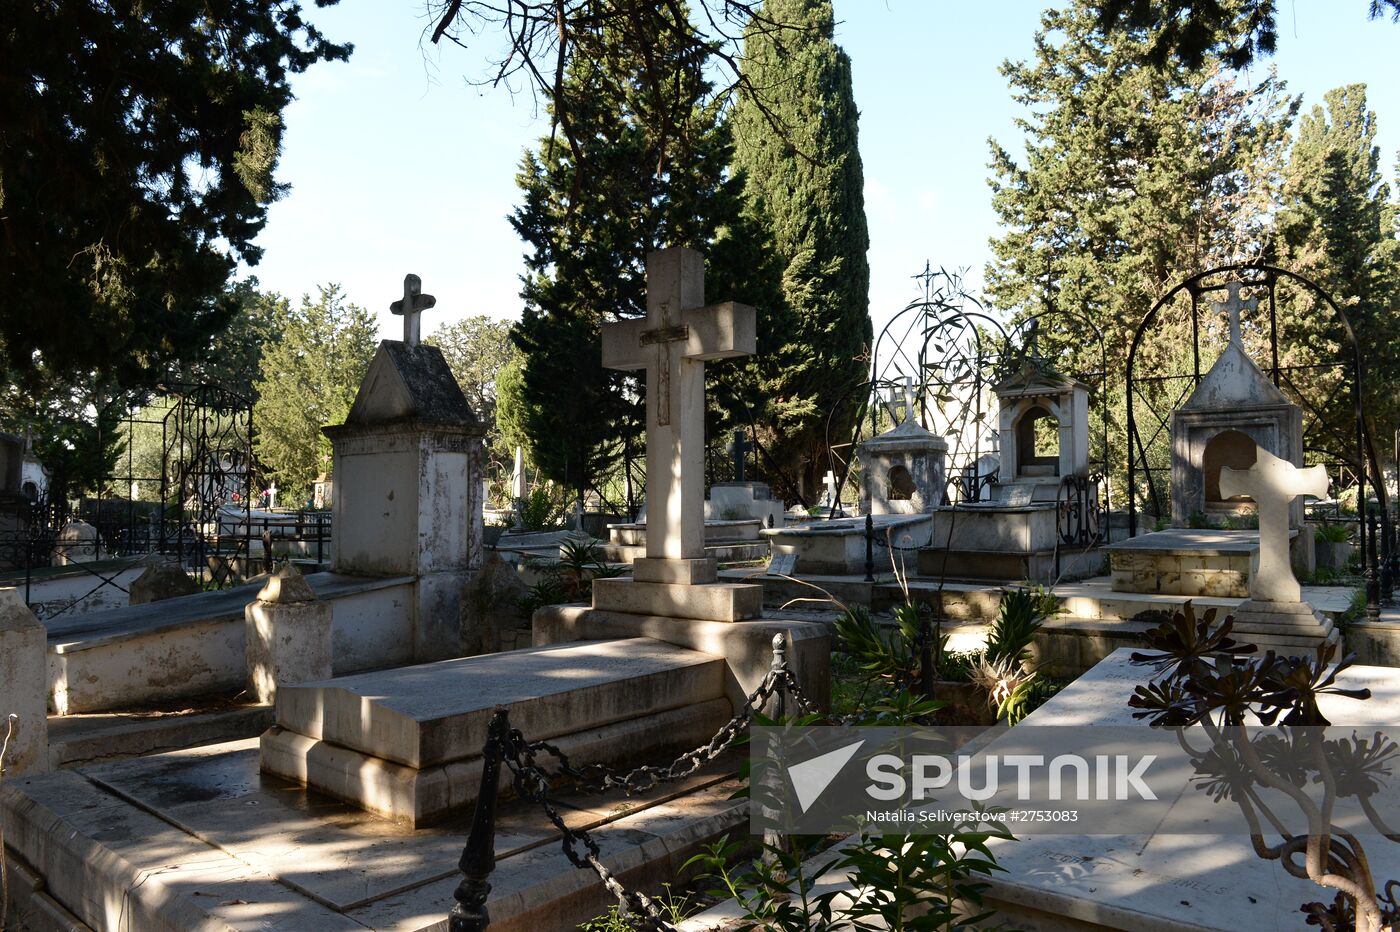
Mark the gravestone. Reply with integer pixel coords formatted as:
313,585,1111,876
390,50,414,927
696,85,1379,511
323,273,485,661
54,519,101,565
857,377,948,515
1219,446,1339,653
0,588,47,774
128,554,199,604
592,247,763,621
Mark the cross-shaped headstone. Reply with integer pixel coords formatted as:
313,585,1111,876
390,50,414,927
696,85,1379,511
1211,280,1256,348
729,430,750,483
390,274,436,347
1219,446,1328,604
602,248,756,561
902,376,918,424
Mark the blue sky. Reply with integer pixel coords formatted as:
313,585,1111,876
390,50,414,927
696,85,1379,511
246,2,1400,343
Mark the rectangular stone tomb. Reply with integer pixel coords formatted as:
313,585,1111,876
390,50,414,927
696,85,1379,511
260,638,731,826
1101,527,1300,597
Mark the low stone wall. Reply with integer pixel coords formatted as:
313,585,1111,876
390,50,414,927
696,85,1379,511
45,573,416,714
1346,620,1400,667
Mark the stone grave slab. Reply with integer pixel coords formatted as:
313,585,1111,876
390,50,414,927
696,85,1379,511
1102,527,1278,597
261,638,732,824
978,648,1400,930
1,738,745,931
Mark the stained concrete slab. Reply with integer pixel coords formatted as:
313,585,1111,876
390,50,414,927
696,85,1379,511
274,638,723,768
2,738,745,932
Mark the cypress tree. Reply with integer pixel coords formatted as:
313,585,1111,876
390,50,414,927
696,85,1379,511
509,21,772,501
730,0,872,504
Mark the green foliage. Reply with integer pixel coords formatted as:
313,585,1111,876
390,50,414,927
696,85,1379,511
729,0,871,503
1,2,349,394
578,885,694,931
252,286,377,503
517,537,624,618
1315,522,1351,543
685,834,848,932
985,587,1048,666
1273,84,1400,442
509,17,769,498
425,316,516,458
520,486,567,531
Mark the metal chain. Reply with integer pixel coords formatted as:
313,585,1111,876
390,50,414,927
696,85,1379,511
486,637,824,928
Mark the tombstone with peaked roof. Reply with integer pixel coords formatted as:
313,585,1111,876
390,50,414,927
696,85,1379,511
1171,282,1306,526
322,274,485,661
858,376,949,515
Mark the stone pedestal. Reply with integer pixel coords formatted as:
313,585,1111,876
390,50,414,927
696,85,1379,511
0,588,48,774
245,564,332,704
323,340,485,662
1228,598,1340,654
592,556,763,622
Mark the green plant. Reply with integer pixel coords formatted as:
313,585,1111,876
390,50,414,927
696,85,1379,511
834,816,1013,931
578,884,694,931
517,576,571,618
1188,510,1210,529
985,587,1046,666
1315,522,1351,543
520,485,567,531
687,835,847,932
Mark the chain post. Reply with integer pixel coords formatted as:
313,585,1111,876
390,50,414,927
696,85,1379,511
450,706,509,931
864,513,875,582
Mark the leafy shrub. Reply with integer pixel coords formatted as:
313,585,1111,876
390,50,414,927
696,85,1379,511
520,485,567,530
1315,522,1350,543
985,587,1047,666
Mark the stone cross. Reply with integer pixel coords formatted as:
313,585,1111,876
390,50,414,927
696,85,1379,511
1212,280,1256,348
729,430,750,483
1219,446,1329,604
390,274,436,347
902,376,918,424
602,248,756,561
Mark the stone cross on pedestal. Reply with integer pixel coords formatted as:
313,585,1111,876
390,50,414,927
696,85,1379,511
729,430,750,483
902,376,918,424
1220,446,1328,604
602,248,756,561
390,274,436,347
1212,280,1257,348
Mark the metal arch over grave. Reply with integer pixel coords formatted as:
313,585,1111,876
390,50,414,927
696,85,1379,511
1124,263,1390,616
822,263,1112,554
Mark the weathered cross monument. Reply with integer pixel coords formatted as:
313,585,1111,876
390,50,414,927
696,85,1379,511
592,247,766,618
1219,446,1340,652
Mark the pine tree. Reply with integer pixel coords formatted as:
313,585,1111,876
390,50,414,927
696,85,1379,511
1273,84,1400,442
509,20,773,501
252,286,377,502
729,0,872,504
1,2,349,394
987,2,1295,356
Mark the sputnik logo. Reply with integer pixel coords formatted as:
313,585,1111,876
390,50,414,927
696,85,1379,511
786,740,865,812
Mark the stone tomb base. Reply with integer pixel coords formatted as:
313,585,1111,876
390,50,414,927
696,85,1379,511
917,503,1104,584
1102,527,1303,597
2,739,744,932
260,638,731,826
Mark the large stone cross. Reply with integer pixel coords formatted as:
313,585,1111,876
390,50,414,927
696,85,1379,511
1212,280,1257,348
390,274,436,347
1219,446,1328,603
602,248,756,561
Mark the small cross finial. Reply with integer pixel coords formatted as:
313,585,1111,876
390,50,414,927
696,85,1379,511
902,376,917,424
390,274,436,347
1211,281,1256,349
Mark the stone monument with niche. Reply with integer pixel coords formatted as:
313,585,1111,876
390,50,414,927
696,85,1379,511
918,342,1102,583
322,273,485,661
857,377,949,515
592,247,764,621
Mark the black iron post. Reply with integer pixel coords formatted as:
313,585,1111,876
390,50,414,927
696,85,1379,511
864,513,875,582
449,707,509,931
1367,510,1382,622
